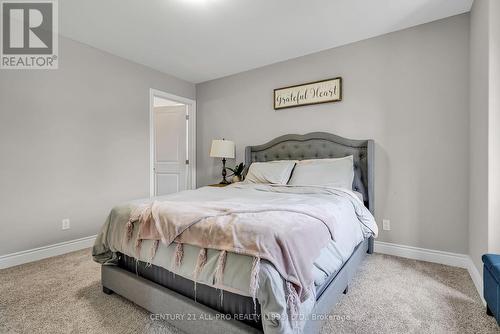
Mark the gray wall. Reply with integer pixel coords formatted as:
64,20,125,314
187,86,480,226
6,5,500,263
468,0,500,274
0,37,195,255
196,14,470,253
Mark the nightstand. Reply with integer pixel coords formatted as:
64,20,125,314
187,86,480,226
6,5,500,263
207,183,231,187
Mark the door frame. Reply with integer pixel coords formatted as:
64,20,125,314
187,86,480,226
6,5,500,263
149,88,196,197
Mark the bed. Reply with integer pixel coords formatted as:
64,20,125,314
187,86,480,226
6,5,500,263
93,132,376,334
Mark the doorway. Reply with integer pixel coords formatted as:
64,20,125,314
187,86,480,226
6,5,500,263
149,89,196,197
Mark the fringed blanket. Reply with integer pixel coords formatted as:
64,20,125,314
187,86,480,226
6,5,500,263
125,200,341,314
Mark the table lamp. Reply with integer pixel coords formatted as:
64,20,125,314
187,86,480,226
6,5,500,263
210,139,235,184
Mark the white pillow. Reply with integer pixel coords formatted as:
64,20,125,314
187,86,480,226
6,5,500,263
244,160,297,184
288,156,354,189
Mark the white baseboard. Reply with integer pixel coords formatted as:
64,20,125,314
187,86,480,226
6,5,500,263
465,256,485,304
374,241,469,268
374,241,484,304
0,237,486,304
0,235,97,270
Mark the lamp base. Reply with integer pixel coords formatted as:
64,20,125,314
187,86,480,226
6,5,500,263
220,158,230,185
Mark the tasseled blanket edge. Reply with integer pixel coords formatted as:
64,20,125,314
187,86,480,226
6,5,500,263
133,236,160,266
145,240,160,267
125,220,134,242
214,250,227,285
193,248,207,280
192,248,208,301
214,250,227,306
249,256,261,314
135,238,142,258
286,281,300,330
172,242,184,269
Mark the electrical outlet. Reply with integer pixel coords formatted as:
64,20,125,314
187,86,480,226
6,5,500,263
382,219,391,231
62,218,71,230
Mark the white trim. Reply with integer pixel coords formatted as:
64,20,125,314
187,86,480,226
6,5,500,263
187,100,197,190
0,236,485,304
0,235,97,269
466,256,485,304
374,241,484,304
374,241,469,268
149,89,197,197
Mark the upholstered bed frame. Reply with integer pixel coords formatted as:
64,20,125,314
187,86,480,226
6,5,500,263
101,132,375,334
245,132,374,216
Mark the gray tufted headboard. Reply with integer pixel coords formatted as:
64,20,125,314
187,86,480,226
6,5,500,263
245,132,374,214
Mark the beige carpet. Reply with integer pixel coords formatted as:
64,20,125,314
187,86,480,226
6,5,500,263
0,249,498,334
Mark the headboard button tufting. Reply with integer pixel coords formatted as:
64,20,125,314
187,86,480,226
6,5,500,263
244,133,373,214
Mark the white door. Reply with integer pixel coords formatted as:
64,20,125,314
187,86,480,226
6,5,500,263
153,105,188,196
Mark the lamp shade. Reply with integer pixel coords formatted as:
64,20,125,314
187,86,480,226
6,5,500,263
210,139,235,159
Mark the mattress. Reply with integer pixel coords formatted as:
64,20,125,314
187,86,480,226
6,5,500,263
115,239,365,330
118,252,263,329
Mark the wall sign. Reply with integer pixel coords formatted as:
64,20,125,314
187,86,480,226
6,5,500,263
274,77,342,110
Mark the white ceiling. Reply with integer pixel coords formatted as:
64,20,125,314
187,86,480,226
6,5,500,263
60,0,473,83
